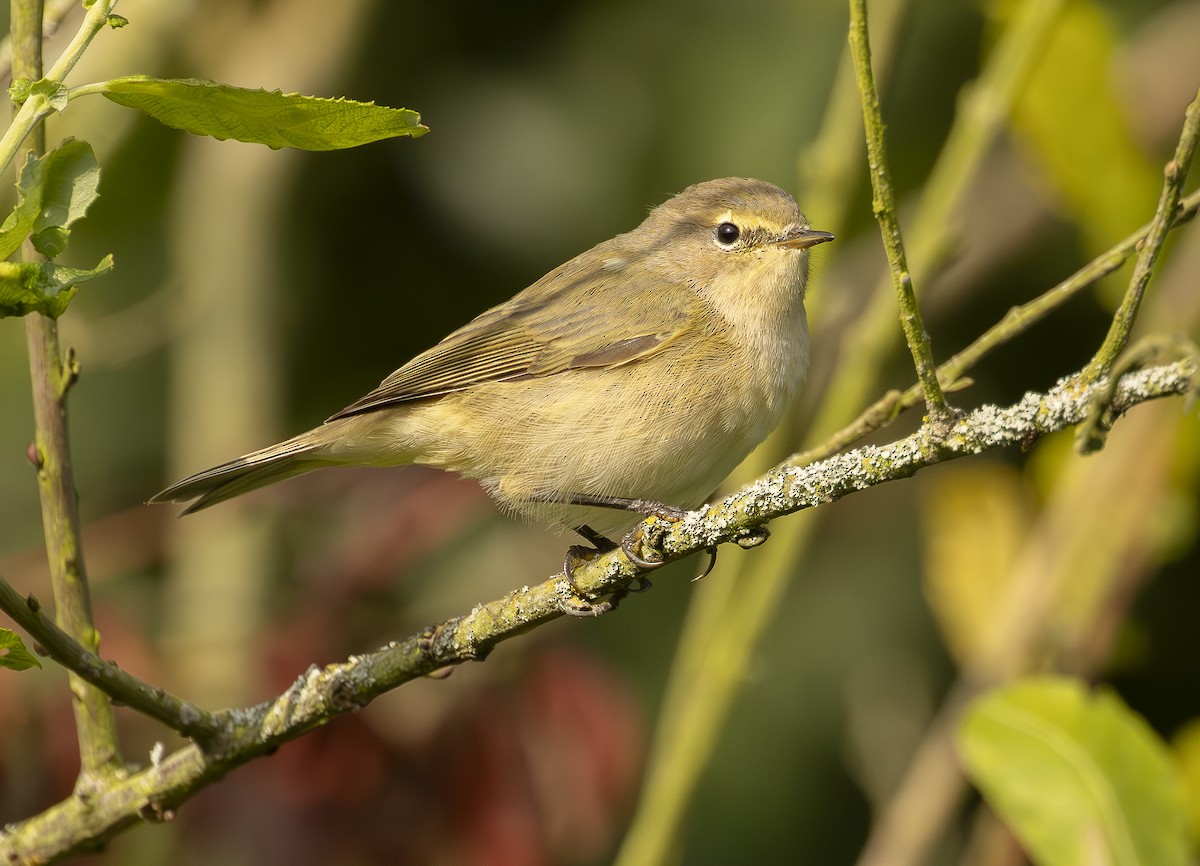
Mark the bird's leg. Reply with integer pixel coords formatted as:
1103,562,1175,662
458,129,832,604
562,492,689,519
559,517,667,617
575,525,654,596
560,493,718,580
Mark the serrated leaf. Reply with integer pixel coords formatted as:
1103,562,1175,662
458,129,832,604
31,138,101,257
7,77,33,103
0,138,101,260
0,255,113,318
0,168,45,261
95,76,428,150
0,628,42,671
958,677,1189,866
6,77,67,110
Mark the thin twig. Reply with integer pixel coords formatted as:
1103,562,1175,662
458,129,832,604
848,0,948,420
1076,335,1200,454
0,577,222,741
789,185,1200,469
807,0,1065,446
1082,84,1200,383
798,0,911,296
43,0,117,82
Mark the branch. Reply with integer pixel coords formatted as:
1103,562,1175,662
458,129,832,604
848,0,948,418
0,358,1193,865
797,0,909,282
791,184,1200,469
1082,83,1200,383
808,0,1065,444
12,0,122,786
631,360,1195,564
0,578,221,741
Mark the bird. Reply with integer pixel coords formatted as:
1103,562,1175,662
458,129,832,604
152,177,833,600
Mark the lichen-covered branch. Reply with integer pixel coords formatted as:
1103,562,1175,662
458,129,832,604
0,358,1193,865
640,360,1195,564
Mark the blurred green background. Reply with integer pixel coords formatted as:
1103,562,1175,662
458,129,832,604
2,0,1199,864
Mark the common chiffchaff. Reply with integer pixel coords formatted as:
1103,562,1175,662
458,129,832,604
153,177,833,542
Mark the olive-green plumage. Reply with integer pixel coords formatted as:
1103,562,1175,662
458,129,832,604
152,177,833,534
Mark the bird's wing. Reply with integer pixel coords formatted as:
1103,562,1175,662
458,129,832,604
327,257,698,420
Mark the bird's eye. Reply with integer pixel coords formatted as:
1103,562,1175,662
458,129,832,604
715,222,741,246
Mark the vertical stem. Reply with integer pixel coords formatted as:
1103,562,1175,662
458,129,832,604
0,0,120,179
848,0,949,420
12,0,122,784
1081,85,1200,383
799,0,910,325
807,0,1064,446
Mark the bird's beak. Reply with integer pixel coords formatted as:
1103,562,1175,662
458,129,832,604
773,227,836,249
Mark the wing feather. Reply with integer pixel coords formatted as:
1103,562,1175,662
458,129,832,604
329,246,697,420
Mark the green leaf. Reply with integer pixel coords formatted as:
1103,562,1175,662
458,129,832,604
31,138,101,257
7,77,33,104
6,77,67,110
0,169,45,261
0,255,114,319
0,628,42,671
94,76,428,150
958,677,1189,866
32,78,70,113
0,138,101,260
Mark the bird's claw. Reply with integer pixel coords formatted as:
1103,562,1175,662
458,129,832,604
692,546,718,582
622,511,720,582
560,534,624,616
619,511,680,570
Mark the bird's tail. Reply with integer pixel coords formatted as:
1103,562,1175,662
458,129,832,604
150,432,335,515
